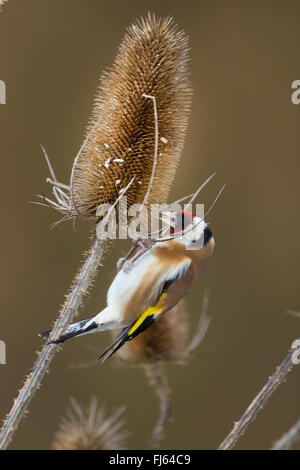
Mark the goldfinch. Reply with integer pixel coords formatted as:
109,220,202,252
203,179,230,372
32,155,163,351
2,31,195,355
40,211,214,362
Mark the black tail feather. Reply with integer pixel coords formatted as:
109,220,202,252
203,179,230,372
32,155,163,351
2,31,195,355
98,325,132,363
99,314,156,363
39,320,98,345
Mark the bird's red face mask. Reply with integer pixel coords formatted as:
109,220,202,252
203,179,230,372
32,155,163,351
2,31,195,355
161,210,195,236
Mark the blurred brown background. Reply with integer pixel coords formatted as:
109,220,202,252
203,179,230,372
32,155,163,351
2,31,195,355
1,0,300,450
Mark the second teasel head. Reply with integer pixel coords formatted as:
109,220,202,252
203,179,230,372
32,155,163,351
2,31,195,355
52,398,127,450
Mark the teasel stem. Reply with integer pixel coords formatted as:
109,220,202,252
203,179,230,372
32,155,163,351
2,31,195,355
0,236,108,449
272,417,300,450
218,341,300,450
146,363,171,449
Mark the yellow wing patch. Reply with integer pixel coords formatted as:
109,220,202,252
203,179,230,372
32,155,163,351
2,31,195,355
128,293,167,336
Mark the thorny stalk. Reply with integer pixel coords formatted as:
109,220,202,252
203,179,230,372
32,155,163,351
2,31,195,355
0,237,108,449
218,342,300,450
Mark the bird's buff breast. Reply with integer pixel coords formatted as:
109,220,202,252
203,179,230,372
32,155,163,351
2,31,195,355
106,252,162,321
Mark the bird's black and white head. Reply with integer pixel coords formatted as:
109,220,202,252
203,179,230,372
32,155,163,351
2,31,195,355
162,210,214,251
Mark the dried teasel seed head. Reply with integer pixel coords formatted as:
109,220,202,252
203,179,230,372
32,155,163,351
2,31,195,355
113,300,189,365
71,14,192,218
52,398,127,450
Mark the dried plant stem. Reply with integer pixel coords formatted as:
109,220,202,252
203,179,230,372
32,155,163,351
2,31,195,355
146,364,171,449
0,236,107,449
218,343,299,450
272,418,300,450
